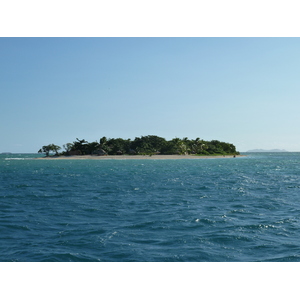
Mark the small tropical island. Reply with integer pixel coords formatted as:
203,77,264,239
247,149,288,152
38,135,240,159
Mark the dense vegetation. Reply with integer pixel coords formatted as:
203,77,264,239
38,136,240,156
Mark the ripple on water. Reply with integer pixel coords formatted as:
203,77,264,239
2,154,300,261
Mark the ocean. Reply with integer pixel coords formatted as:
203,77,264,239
1,152,300,262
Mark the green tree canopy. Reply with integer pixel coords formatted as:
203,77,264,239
38,144,61,156
38,136,239,156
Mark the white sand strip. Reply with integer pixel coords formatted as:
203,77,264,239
36,155,245,160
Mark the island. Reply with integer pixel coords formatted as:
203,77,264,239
38,135,241,159
247,149,288,152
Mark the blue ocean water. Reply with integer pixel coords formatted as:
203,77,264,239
1,152,300,261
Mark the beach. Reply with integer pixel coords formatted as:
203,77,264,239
36,154,244,160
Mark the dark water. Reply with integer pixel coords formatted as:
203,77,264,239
1,152,300,261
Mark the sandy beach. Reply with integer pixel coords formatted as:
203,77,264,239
36,154,245,160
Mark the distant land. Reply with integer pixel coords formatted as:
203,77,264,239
38,136,240,157
247,149,288,152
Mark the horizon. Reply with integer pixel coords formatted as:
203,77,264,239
2,38,300,153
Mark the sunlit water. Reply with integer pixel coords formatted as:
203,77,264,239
1,152,300,261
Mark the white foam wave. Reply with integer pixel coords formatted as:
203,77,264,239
5,158,34,160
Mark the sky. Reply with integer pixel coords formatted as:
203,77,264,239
1,37,300,153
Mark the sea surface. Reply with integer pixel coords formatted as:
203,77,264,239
1,152,300,262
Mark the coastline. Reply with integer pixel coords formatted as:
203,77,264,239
36,154,245,160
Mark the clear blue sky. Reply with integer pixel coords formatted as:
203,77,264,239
1,37,300,153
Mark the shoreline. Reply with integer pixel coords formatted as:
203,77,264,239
36,154,245,160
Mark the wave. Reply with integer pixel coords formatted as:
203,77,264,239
5,158,35,160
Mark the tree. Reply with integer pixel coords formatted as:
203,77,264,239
63,143,73,155
130,135,167,154
70,138,89,155
189,138,204,154
99,136,110,153
38,144,61,156
162,138,187,155
106,138,131,155
100,136,107,145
